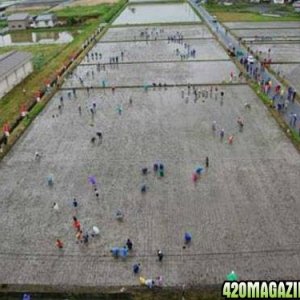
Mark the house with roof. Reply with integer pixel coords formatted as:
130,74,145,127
34,14,57,28
0,51,33,99
7,13,31,30
293,0,300,11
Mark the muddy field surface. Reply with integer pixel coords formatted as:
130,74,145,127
1,11,300,290
81,39,229,64
0,84,300,286
224,21,300,30
247,43,300,63
65,60,240,88
112,3,201,25
232,28,300,39
102,25,213,42
272,63,300,91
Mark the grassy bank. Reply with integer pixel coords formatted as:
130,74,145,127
0,20,7,28
211,12,300,22
205,2,300,22
54,3,113,18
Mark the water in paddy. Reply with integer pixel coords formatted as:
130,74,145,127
113,3,201,25
0,31,73,46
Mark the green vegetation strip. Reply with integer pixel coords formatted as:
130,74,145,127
204,2,300,22
0,20,7,29
55,4,112,18
215,12,300,22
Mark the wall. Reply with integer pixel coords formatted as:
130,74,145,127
8,19,29,30
0,79,8,98
0,61,33,99
36,20,55,28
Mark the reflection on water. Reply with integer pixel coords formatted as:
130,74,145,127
0,31,73,46
113,3,201,25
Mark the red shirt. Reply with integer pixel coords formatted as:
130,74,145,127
56,240,63,248
73,220,81,230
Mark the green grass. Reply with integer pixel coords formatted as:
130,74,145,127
205,2,300,22
0,20,7,28
211,11,300,22
55,4,113,18
5,8,48,18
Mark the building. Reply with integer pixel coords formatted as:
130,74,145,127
293,0,300,11
34,14,57,28
7,13,31,30
0,51,33,99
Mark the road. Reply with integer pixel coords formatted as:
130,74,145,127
189,0,300,133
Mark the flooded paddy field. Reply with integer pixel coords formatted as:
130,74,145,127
81,38,229,64
231,28,300,39
112,3,201,25
225,21,300,94
1,2,300,294
246,42,300,63
224,21,300,30
65,60,239,87
101,25,212,42
1,82,300,287
273,63,300,91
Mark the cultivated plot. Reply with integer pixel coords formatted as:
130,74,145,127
273,63,300,91
232,28,300,39
82,39,229,64
224,21,300,30
101,25,213,42
112,3,201,25
65,60,240,87
0,85,299,287
248,43,300,63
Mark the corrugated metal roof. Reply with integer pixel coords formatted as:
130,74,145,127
36,14,55,21
7,13,30,21
0,51,32,81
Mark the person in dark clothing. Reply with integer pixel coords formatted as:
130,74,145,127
133,263,140,274
157,250,163,262
73,198,78,208
126,238,133,250
205,157,209,168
